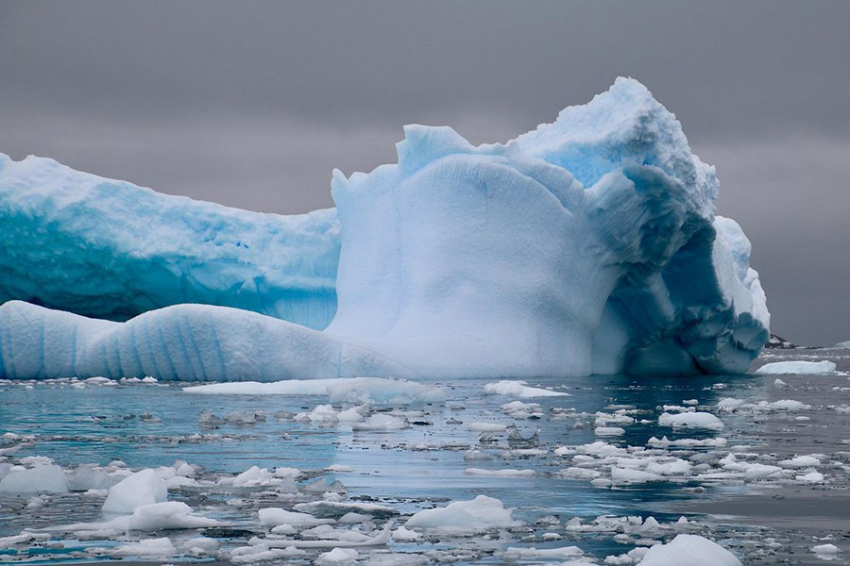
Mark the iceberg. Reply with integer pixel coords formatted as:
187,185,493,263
0,153,339,329
0,78,769,381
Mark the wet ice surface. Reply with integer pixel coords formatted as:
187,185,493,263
0,349,848,565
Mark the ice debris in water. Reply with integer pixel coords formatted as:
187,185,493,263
0,462,68,494
756,360,837,375
483,380,569,397
186,377,445,406
658,412,724,431
638,534,742,565
102,469,167,514
0,77,768,381
404,495,521,531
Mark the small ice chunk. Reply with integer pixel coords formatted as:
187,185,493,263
126,501,218,530
483,380,569,397
231,544,307,563
259,508,334,527
796,470,825,483
294,404,338,424
350,413,409,431
779,454,823,468
611,467,663,483
392,526,423,541
0,464,68,494
812,543,840,555
405,495,520,530
316,548,359,565
327,377,445,406
233,466,277,487
768,400,811,412
102,469,166,514
595,426,626,436
113,537,175,557
658,412,724,431
639,534,742,565
716,398,744,412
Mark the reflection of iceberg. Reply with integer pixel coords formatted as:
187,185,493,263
0,78,769,381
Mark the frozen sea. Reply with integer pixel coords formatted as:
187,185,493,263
1,348,849,565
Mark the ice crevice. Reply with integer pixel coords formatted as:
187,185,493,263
0,77,769,381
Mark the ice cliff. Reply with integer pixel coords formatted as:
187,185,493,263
0,78,769,381
0,154,339,329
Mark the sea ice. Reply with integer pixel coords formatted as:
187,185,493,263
658,412,724,431
316,548,359,565
812,543,841,555
0,463,68,494
483,380,569,397
102,469,167,514
638,534,742,565
756,361,837,375
112,537,175,557
0,78,769,380
405,495,520,530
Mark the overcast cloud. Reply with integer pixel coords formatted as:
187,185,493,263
1,0,848,345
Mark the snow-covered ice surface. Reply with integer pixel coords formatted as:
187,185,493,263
0,78,769,381
1,348,848,565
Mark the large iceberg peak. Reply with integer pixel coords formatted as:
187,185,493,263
517,77,718,209
325,78,767,378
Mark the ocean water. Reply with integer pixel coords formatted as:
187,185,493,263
1,348,848,565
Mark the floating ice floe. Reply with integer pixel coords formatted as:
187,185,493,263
184,377,445,406
405,495,521,531
464,468,535,477
483,380,569,398
756,360,837,375
811,543,841,556
658,412,724,431
638,534,742,565
0,463,68,494
102,469,167,514
501,545,585,560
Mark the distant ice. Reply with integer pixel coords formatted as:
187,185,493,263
185,377,444,405
756,360,837,375
483,380,569,398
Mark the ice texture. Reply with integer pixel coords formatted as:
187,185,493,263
0,153,339,329
102,469,167,514
638,534,742,565
756,360,837,375
404,495,520,530
327,77,768,378
0,78,769,380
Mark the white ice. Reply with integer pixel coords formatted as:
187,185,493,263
405,495,520,530
0,78,769,381
756,361,837,375
638,534,742,565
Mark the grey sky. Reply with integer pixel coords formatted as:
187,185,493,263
1,1,848,345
